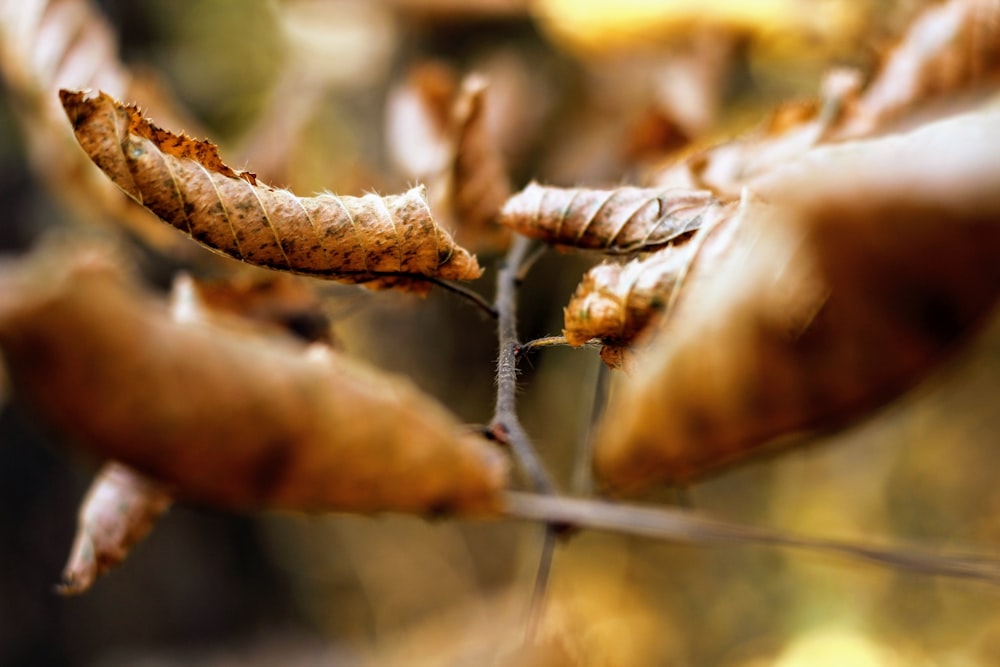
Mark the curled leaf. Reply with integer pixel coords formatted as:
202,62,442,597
0,241,507,514
562,201,737,358
652,0,1000,197
833,0,1000,138
59,89,482,293
388,67,513,253
498,182,721,253
595,111,1000,491
385,60,459,181
58,462,172,595
0,0,207,252
432,75,512,253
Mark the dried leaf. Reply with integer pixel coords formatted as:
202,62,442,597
651,98,839,196
833,0,1000,138
57,462,172,595
562,201,736,357
431,75,513,253
180,272,335,344
651,0,1000,197
386,60,459,181
0,0,207,252
388,67,513,253
498,183,721,253
59,89,482,293
0,241,507,513
595,111,1000,491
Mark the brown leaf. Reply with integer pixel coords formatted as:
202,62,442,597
0,0,202,252
833,0,1000,138
388,67,513,253
178,272,335,345
595,111,1000,491
431,75,513,253
651,0,1000,197
59,89,483,293
386,60,460,181
562,201,737,358
650,99,837,196
0,241,507,514
57,462,172,595
498,183,721,253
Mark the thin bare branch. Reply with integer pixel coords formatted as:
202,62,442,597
503,492,1000,584
489,235,557,495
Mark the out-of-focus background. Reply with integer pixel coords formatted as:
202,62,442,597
1,0,1000,665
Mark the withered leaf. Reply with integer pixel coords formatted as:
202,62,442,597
431,75,512,253
498,182,722,253
0,242,507,514
0,0,210,253
386,60,459,181
652,0,1000,197
178,272,335,345
833,0,1000,139
388,67,513,253
59,89,483,292
562,200,737,360
595,111,1000,491
58,462,172,595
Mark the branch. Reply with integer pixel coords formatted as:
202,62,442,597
489,235,557,495
503,492,1000,584
487,234,561,642
426,277,498,318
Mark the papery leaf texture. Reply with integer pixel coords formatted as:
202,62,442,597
59,89,482,292
562,200,737,361
499,183,722,253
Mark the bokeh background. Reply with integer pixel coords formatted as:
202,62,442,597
1,1,1000,665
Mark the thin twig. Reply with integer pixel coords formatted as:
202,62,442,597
427,277,498,318
518,335,571,355
524,526,558,643
490,235,556,495
572,362,609,497
488,234,560,644
502,492,1000,585
516,241,549,282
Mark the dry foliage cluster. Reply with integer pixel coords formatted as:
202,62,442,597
2,0,1000,663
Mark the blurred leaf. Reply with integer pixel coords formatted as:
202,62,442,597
58,462,172,595
596,111,1000,491
0,241,507,514
0,0,201,252
652,0,1000,197
429,75,513,253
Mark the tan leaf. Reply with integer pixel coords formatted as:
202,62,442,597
59,89,483,293
431,75,513,253
562,200,737,357
833,0,1000,138
0,0,200,252
498,182,721,253
57,462,172,596
386,60,459,181
0,241,507,514
595,111,1000,491
178,272,335,345
388,67,513,253
652,0,1000,197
